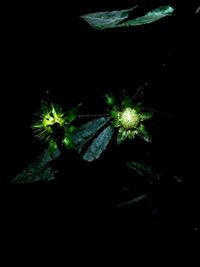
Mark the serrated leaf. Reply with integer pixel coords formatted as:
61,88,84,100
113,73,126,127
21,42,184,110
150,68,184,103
10,148,60,184
72,117,110,152
80,5,175,30
83,126,114,162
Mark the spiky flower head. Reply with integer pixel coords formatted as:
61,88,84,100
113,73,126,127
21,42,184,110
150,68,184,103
118,107,140,129
32,102,77,149
106,94,153,144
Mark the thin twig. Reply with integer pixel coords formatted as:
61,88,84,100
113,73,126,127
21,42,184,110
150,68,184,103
116,194,148,208
132,81,152,101
143,107,171,118
77,114,110,118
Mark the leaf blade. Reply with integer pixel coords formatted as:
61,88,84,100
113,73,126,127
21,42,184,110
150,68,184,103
83,125,114,162
10,148,60,184
80,6,138,30
119,6,175,27
72,117,110,152
127,161,159,184
80,5,175,30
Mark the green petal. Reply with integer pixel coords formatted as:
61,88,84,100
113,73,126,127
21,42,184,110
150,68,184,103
128,130,136,139
49,140,58,153
112,121,120,128
117,130,127,144
65,107,79,123
137,124,152,142
122,96,133,109
105,93,116,106
63,135,74,148
110,110,119,119
139,112,153,121
66,113,76,123
127,130,133,139
133,102,143,112
67,125,76,133
119,127,124,133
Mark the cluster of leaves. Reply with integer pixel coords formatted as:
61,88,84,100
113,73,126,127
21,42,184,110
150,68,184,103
10,2,176,210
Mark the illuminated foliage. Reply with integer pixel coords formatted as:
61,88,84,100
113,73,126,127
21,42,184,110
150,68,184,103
32,102,77,149
80,5,175,30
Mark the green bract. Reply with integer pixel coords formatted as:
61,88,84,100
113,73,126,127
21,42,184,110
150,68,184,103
32,102,77,149
109,95,153,144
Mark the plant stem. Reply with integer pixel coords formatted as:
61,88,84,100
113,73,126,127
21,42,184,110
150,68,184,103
77,114,110,118
132,80,151,101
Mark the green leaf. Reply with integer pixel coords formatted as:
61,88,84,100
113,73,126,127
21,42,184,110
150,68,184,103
127,161,159,183
80,5,175,30
72,117,110,152
72,117,114,161
10,148,60,184
83,126,114,162
119,6,175,27
80,6,138,30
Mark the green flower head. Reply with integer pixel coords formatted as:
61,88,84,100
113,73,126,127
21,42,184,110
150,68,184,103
108,95,153,144
32,102,77,149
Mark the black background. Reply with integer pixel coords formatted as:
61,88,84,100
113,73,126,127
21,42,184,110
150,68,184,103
2,0,200,247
